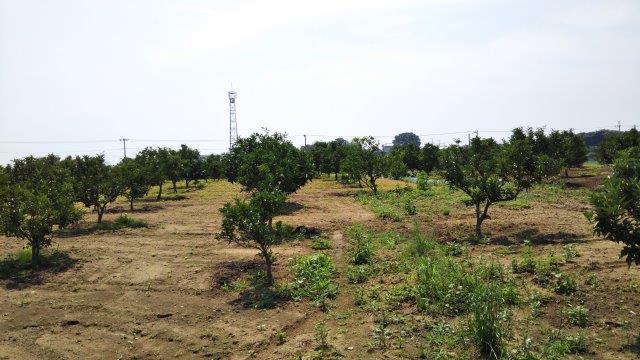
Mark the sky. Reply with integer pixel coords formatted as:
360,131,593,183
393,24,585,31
1,0,639,164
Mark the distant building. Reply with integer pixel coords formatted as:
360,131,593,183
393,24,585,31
382,144,394,153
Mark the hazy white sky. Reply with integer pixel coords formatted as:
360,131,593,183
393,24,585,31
1,0,639,164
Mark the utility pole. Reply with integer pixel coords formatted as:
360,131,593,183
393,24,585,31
468,133,471,145
304,134,307,148
119,138,129,158
617,120,621,132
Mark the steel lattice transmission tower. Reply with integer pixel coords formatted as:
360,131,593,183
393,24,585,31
228,90,238,150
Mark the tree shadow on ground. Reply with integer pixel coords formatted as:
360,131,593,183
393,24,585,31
57,216,149,238
213,260,290,309
0,249,76,290
491,228,587,246
106,204,164,214
621,336,640,356
280,201,305,215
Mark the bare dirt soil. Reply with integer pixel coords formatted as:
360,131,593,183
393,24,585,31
1,175,639,359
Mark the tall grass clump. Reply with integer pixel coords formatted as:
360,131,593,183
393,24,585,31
468,282,512,359
94,214,148,231
415,255,477,315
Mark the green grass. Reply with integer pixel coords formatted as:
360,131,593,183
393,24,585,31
562,305,590,326
346,224,376,265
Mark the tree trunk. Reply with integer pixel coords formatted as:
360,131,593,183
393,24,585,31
130,197,134,211
157,182,163,200
97,206,105,223
475,203,483,238
564,168,569,178
172,181,177,193
185,179,190,188
264,252,274,286
334,172,338,181
31,241,40,268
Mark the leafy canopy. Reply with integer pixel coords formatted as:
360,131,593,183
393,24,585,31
225,131,312,194
589,147,640,266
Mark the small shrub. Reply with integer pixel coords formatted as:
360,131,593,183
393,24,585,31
404,198,417,215
562,244,580,262
311,237,331,250
288,253,337,308
195,182,206,190
346,224,375,265
416,171,430,191
542,330,588,358
383,283,416,308
551,272,577,295
275,331,287,345
442,209,450,216
562,305,589,326
407,230,440,257
346,265,373,284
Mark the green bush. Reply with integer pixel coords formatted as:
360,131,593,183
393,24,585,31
346,264,373,284
310,237,331,250
562,244,580,262
416,170,430,191
562,305,589,326
288,253,337,308
404,198,417,215
551,272,577,295
346,224,375,265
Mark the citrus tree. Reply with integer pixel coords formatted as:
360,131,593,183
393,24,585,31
344,137,386,194
588,147,640,266
70,155,124,223
0,156,81,266
219,131,312,285
439,134,554,238
115,157,151,211
219,190,286,285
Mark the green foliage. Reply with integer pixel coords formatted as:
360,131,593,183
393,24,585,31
404,197,417,215
225,131,312,194
343,137,386,194
346,224,375,265
391,143,422,171
595,127,640,164
178,144,204,187
421,143,440,173
393,132,421,147
204,154,223,180
439,131,556,237
161,148,184,193
219,190,287,285
288,253,337,308
562,305,589,326
588,147,640,266
136,148,166,197
0,156,81,266
385,152,409,180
